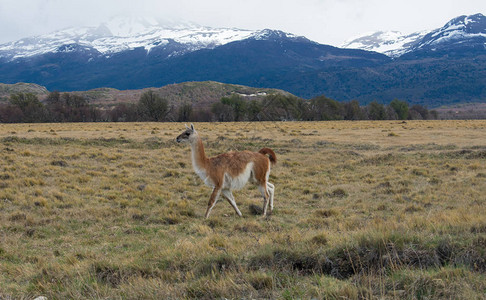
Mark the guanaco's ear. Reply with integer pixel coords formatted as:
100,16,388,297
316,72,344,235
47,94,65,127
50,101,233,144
185,124,190,130
190,123,195,131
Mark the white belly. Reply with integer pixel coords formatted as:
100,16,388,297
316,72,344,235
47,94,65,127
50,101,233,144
223,162,254,190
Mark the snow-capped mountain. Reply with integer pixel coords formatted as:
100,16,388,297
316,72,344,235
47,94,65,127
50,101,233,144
341,30,429,57
342,13,486,57
410,13,486,53
0,15,386,93
1,13,486,106
0,16,302,61
4,13,484,62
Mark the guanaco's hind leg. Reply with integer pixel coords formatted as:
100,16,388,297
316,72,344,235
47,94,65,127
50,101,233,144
258,184,270,216
222,189,242,217
267,182,275,212
205,187,221,218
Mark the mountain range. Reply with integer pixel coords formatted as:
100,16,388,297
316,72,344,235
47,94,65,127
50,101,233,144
1,14,485,107
342,13,486,58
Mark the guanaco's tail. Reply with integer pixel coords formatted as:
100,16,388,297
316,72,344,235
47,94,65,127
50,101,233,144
259,148,277,165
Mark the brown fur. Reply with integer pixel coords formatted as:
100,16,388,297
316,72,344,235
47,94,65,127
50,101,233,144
208,151,269,185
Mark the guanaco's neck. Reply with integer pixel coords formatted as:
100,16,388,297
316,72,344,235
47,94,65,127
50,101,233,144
190,135,208,171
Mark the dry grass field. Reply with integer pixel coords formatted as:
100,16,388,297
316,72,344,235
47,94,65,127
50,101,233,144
0,121,485,299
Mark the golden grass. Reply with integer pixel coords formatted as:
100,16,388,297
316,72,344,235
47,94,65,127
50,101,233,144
0,120,485,299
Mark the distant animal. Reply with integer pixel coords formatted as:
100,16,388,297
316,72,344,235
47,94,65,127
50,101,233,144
176,124,276,218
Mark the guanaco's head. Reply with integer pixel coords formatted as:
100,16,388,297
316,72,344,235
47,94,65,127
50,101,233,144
176,123,197,143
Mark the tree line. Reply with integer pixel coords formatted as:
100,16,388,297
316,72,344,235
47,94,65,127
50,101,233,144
211,94,438,121
0,91,438,123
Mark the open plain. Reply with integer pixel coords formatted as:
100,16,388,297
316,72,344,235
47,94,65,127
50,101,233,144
0,121,485,299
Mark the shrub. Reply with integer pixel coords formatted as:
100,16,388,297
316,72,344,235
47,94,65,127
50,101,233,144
137,90,169,121
390,99,409,120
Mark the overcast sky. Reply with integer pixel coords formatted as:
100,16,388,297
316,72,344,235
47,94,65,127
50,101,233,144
0,0,485,45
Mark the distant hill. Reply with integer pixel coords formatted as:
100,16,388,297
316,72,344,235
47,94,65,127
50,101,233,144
69,81,295,108
0,81,295,109
0,83,48,101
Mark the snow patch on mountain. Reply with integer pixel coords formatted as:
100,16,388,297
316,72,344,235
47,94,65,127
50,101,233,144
341,30,429,57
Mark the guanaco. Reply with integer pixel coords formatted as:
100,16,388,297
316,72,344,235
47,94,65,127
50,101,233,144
176,124,276,218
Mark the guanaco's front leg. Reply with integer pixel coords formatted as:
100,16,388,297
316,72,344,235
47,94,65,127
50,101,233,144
205,186,221,218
